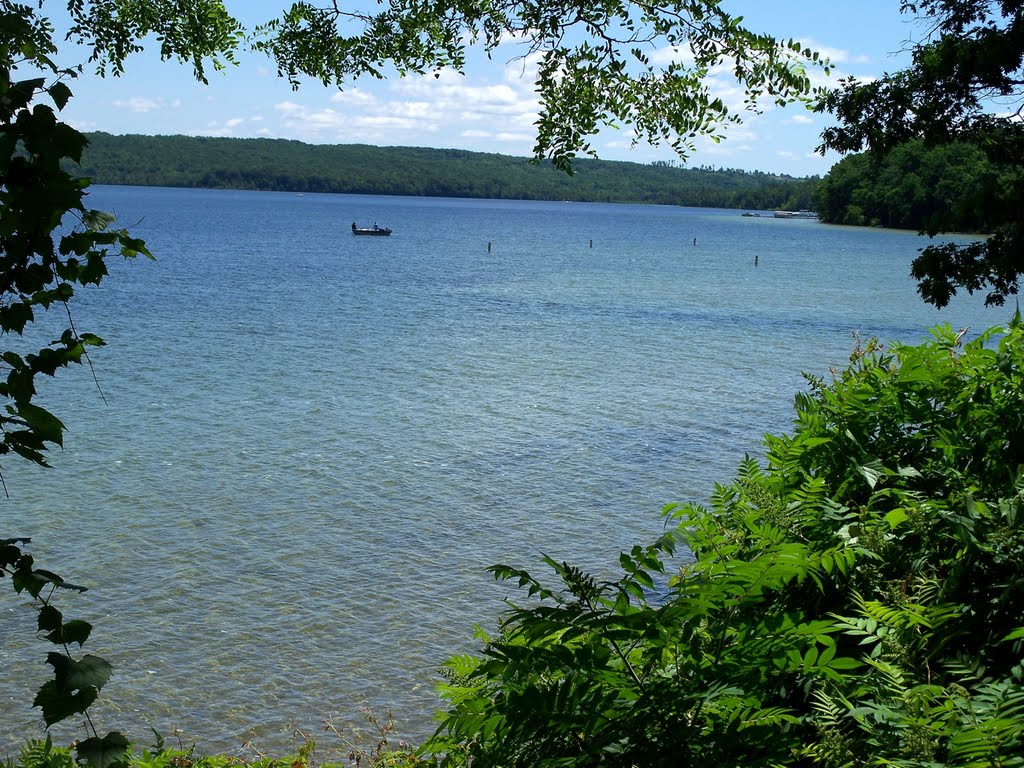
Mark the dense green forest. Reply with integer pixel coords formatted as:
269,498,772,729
815,140,998,232
76,132,818,210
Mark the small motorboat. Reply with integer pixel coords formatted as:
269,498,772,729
351,222,392,236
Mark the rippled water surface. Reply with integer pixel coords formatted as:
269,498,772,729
0,187,1006,755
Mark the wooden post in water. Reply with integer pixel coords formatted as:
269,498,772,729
488,242,492,252
755,254,759,267
589,239,593,248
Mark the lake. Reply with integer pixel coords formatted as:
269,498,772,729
0,186,1007,757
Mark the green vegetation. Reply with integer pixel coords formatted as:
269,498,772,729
0,540,128,766
2,6,154,766
76,132,817,209
4,722,423,768
818,0,1024,307
425,320,1024,767
814,140,995,230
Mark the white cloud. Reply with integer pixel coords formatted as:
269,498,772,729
329,88,377,107
394,74,527,112
271,100,437,143
602,139,634,150
390,101,434,118
358,114,426,130
504,50,546,84
318,70,540,146
789,114,815,125
799,42,870,66
494,131,532,143
195,116,265,137
494,29,534,47
111,97,181,113
649,44,697,67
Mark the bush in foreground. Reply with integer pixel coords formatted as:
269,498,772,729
425,320,1024,767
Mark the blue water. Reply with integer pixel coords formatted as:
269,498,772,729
0,187,1006,756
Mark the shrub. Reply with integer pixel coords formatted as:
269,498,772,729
425,320,1024,768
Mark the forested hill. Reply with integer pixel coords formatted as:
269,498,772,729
814,140,998,233
77,132,818,209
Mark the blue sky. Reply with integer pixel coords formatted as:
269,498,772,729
52,1,923,177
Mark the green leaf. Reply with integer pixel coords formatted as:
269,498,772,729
824,656,864,671
37,604,63,634
883,508,908,530
48,81,73,110
75,732,130,768
858,462,883,489
33,680,98,726
46,618,92,647
15,403,66,447
47,653,112,690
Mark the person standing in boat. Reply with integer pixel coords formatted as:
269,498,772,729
351,222,357,232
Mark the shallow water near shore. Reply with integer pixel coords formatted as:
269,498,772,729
0,187,1006,756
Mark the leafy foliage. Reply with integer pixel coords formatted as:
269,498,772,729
4,737,77,768
0,6,153,478
817,0,1024,307
64,0,245,82
252,0,827,172
3,729,424,768
425,319,1024,767
1,10,149,752
0,539,127,767
814,140,995,230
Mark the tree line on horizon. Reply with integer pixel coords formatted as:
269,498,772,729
75,132,819,210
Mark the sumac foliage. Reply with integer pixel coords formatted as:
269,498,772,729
427,320,1024,767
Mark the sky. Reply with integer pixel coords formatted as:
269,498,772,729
50,1,926,178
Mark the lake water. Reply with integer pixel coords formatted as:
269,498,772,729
0,187,1007,757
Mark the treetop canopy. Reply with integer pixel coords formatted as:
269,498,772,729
20,0,828,171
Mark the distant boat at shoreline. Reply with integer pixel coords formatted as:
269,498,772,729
773,209,818,219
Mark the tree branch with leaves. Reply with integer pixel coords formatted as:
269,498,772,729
253,0,827,171
817,0,1024,308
